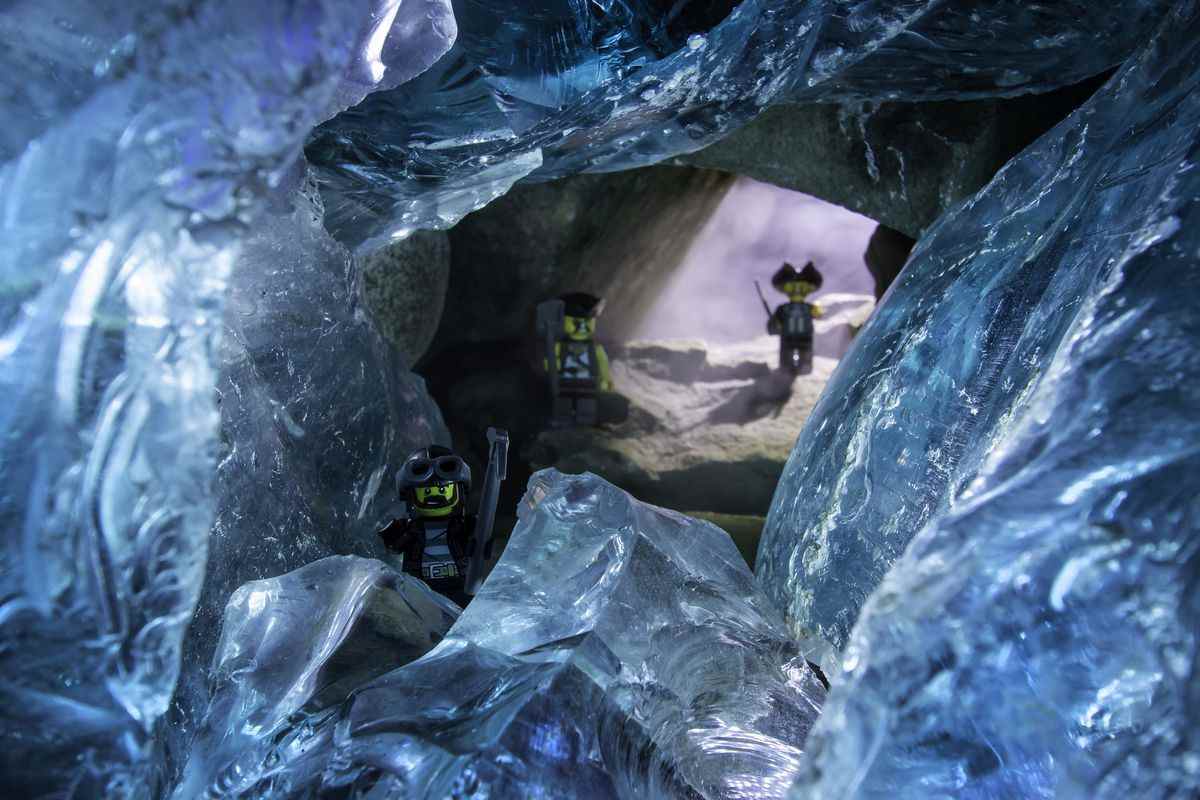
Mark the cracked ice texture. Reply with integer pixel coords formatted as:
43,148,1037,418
165,173,451,776
766,3,1200,797
0,1,453,797
172,556,460,799
305,0,1168,250
212,470,826,798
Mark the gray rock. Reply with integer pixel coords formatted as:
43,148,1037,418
527,337,836,517
431,164,735,353
864,224,916,300
360,229,451,365
681,77,1109,238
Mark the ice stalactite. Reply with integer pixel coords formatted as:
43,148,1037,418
308,0,1165,249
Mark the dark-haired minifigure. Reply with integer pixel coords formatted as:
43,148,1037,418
759,261,824,375
377,431,507,606
536,292,614,427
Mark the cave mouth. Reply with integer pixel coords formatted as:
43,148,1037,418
628,176,879,355
409,173,887,569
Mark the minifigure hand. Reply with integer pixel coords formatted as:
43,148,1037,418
811,304,824,319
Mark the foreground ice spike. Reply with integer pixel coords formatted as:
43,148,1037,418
201,470,825,798
163,172,452,777
0,2,454,797
307,0,1166,248
755,0,1197,657
171,556,460,799
782,3,1200,797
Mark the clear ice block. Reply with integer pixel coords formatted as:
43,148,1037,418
774,4,1200,797
171,556,459,799
192,470,826,798
0,2,453,796
162,172,452,777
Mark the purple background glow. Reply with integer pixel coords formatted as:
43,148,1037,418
631,177,877,344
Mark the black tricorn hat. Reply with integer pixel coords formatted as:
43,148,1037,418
559,291,605,317
770,261,823,290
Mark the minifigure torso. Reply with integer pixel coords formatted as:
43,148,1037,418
557,340,599,388
770,302,814,339
380,514,476,591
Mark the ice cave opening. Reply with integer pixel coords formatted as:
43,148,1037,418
403,174,899,570
2,1,1198,799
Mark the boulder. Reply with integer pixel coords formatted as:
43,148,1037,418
527,337,836,517
360,229,451,365
681,75,1110,238
429,164,735,355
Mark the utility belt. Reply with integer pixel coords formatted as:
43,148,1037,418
559,378,597,393
422,559,464,580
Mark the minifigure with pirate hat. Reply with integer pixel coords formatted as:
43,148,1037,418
535,291,621,427
756,261,825,375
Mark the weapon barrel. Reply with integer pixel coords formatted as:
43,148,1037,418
465,427,509,596
754,280,773,318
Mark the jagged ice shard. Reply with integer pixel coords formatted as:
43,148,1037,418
761,3,1200,797
173,556,460,799
3,0,1199,798
0,2,453,797
168,171,451,775
198,470,826,799
306,0,1168,249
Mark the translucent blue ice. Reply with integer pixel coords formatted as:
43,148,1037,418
0,2,452,796
172,556,460,799
198,470,826,798
308,0,1166,248
762,4,1200,797
164,172,451,775
3,0,1195,797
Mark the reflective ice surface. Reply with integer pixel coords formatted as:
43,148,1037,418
307,0,1166,248
768,4,1200,797
206,470,826,798
3,0,1195,797
172,556,459,799
166,171,451,776
0,2,452,797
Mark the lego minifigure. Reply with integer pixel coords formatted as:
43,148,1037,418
378,429,508,606
536,292,614,427
757,261,824,375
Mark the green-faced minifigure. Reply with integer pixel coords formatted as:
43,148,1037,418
537,292,613,427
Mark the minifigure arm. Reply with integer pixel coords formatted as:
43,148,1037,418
595,344,612,391
767,309,781,335
378,518,413,553
543,342,562,373
811,303,824,319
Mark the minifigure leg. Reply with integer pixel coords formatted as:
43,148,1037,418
551,395,575,427
780,339,813,375
575,396,598,426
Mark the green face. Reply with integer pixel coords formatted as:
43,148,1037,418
413,482,458,517
563,315,596,341
783,280,816,301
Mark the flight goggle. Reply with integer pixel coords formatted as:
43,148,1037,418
403,455,469,485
